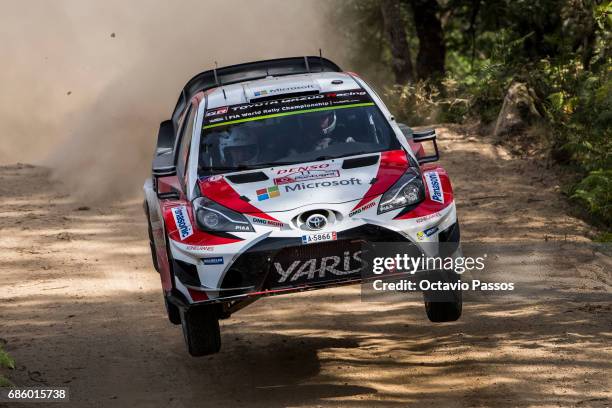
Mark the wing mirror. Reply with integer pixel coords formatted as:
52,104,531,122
398,124,440,164
152,120,177,178
411,129,439,164
156,120,174,151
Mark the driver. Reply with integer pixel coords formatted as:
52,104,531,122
303,110,354,151
219,127,259,167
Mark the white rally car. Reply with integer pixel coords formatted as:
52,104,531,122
144,57,461,356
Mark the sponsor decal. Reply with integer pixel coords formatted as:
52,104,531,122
253,84,315,97
424,171,444,204
414,211,443,223
256,185,280,201
326,90,368,98
251,217,285,228
284,177,362,192
348,201,376,217
202,89,373,130
274,169,339,185
203,257,224,265
276,163,330,174
425,226,439,236
274,250,366,283
416,226,437,241
171,206,193,240
185,245,215,251
205,106,229,117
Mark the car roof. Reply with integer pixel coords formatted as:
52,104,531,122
204,72,362,110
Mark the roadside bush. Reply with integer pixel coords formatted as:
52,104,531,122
0,345,15,387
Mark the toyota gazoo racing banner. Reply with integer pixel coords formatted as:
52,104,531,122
203,89,374,129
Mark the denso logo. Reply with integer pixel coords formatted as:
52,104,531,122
276,163,330,174
171,206,193,240
274,169,339,185
425,172,444,204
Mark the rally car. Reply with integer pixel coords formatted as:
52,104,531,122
144,56,462,356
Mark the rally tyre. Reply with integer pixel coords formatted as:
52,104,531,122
423,270,463,322
164,296,181,325
424,299,462,322
181,306,221,356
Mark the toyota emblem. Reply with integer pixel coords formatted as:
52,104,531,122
306,214,327,230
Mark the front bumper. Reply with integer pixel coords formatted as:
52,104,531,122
172,222,460,305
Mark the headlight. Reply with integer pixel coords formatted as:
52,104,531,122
377,168,425,214
193,197,254,233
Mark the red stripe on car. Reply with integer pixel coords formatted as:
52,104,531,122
198,177,279,221
351,149,408,211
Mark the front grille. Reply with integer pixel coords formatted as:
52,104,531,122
220,224,412,293
266,239,365,289
274,239,364,265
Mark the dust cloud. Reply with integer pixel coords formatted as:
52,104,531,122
0,0,343,200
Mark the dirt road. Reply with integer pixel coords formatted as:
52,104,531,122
1,126,610,407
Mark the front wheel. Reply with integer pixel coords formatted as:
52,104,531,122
424,298,462,322
422,270,463,322
181,306,221,356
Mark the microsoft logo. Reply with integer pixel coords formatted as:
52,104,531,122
256,186,280,201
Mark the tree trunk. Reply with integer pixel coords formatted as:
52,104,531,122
380,0,414,84
409,0,446,80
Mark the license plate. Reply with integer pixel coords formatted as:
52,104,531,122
301,232,337,245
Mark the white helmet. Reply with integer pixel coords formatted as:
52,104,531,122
219,128,259,165
304,110,337,137
321,111,337,136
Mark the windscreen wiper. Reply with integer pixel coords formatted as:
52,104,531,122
314,152,370,162
205,165,251,171
205,162,295,172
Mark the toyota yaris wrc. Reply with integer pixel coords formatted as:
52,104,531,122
144,57,462,356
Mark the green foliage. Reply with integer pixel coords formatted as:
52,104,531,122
383,81,442,125
571,169,612,225
594,231,612,242
0,345,15,388
0,376,13,388
336,0,611,229
0,347,14,370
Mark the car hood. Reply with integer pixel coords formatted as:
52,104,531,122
198,150,409,214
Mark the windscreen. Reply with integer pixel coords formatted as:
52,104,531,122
198,89,401,175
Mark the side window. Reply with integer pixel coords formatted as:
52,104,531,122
176,104,196,186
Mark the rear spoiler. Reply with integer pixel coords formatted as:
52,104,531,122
152,56,342,191
171,56,342,129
